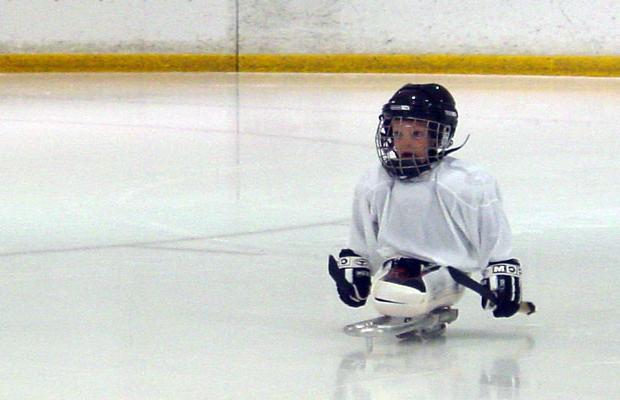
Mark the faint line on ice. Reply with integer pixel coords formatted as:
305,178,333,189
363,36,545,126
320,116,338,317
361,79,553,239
0,219,348,257
134,246,266,256
0,117,367,147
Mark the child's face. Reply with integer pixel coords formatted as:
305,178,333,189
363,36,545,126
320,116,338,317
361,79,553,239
390,119,430,160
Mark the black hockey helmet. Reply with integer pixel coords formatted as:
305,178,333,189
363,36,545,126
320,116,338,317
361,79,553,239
375,83,460,179
381,83,458,136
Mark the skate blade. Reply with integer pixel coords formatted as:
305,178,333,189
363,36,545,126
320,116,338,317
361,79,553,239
343,308,458,338
343,314,436,338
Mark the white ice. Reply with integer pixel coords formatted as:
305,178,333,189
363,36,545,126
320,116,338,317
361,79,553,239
0,72,619,399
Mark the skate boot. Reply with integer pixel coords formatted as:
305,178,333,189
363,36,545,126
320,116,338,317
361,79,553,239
394,307,457,340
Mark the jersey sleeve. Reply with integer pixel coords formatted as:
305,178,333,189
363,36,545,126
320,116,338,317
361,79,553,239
474,180,514,272
441,168,514,274
347,179,381,274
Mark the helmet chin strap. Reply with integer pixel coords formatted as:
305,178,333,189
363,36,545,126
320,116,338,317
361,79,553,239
441,135,470,158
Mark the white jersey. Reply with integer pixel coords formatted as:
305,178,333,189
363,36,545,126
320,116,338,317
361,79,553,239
348,157,513,276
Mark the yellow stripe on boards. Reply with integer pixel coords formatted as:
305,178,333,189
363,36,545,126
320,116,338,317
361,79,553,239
0,53,619,77
0,54,236,73
239,54,620,77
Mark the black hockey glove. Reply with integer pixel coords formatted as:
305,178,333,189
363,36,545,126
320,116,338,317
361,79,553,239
328,249,371,308
481,259,522,318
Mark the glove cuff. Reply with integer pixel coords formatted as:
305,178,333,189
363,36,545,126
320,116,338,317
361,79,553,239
484,259,521,278
337,249,370,270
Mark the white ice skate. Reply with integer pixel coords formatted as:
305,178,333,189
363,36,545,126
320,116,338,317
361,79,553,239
344,307,458,340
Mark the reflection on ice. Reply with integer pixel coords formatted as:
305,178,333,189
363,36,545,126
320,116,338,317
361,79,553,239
335,329,534,400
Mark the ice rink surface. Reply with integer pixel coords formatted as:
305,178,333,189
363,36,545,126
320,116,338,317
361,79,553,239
0,72,619,399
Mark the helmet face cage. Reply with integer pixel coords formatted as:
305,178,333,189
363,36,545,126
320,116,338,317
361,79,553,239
375,116,453,179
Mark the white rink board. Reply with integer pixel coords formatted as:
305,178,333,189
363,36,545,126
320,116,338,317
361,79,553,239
0,0,235,53
1,1,619,54
239,1,620,55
